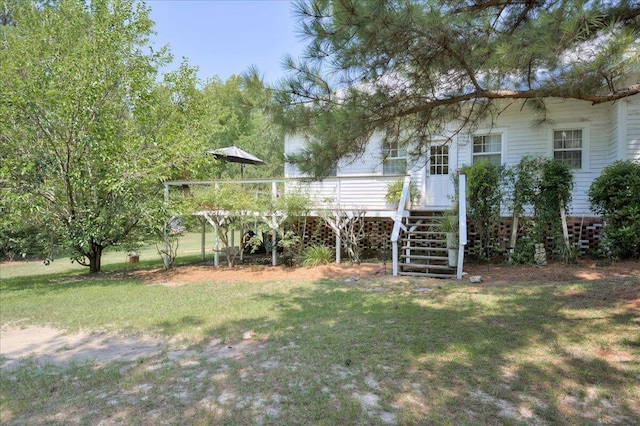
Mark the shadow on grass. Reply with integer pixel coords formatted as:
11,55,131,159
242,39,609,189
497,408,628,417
194,276,639,424
1,270,638,425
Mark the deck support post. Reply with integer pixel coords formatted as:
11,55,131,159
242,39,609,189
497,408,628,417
163,183,170,269
200,216,206,261
213,224,219,267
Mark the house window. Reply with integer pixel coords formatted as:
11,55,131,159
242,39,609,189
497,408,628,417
383,140,407,175
473,134,501,166
553,129,582,169
430,145,449,175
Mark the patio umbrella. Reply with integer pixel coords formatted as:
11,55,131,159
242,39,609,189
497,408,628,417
206,145,266,178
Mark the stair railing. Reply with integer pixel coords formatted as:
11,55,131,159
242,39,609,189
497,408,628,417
391,175,411,276
456,173,468,279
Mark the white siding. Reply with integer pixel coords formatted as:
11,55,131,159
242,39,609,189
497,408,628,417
338,133,384,175
609,102,621,161
285,175,403,214
627,95,640,160
284,95,639,215
284,134,307,178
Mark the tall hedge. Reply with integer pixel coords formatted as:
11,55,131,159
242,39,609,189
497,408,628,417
588,160,640,259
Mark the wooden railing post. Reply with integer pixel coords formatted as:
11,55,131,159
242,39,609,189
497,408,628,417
456,173,467,279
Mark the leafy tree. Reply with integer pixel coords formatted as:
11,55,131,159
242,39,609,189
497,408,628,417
135,61,223,182
205,76,285,179
0,0,169,272
267,0,640,176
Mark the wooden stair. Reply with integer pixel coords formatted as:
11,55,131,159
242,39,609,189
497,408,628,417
398,210,457,279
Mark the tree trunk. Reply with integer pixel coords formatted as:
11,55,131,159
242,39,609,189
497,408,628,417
88,242,103,273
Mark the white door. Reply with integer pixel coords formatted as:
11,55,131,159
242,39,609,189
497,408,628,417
423,141,456,209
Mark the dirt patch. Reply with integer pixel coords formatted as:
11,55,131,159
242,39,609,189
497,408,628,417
132,259,639,287
0,325,165,369
460,259,639,285
0,325,267,370
133,262,389,286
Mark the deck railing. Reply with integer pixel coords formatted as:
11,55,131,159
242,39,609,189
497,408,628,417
165,175,406,215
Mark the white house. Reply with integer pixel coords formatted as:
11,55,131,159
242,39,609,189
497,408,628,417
167,94,639,277
285,95,640,217
283,94,639,277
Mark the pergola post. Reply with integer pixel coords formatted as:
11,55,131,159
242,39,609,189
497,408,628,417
163,183,170,269
200,216,206,262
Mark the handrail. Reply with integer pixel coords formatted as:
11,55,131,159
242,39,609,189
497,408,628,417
456,173,467,279
391,175,411,276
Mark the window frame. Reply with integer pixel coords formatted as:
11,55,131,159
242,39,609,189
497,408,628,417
471,128,507,167
549,123,590,171
382,139,408,175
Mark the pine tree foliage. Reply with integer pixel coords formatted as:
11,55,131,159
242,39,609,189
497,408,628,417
271,0,640,177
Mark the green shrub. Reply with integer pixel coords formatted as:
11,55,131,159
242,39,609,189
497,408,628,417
301,245,334,267
588,160,640,259
460,161,504,260
385,179,420,205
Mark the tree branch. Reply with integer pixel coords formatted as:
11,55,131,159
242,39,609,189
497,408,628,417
395,83,640,119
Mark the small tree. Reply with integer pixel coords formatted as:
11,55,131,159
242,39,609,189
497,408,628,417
460,161,504,260
505,156,545,264
321,205,367,265
536,160,574,261
588,160,640,259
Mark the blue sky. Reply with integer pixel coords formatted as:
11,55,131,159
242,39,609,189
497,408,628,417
148,0,306,83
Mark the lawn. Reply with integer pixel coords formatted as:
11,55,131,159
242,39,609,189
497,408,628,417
1,251,638,425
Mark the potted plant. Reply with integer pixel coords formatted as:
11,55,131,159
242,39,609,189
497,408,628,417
385,179,420,209
437,210,458,267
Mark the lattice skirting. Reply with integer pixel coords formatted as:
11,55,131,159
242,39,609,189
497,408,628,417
284,217,394,253
285,216,605,257
466,216,605,256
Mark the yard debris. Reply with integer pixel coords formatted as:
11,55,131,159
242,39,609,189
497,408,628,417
242,330,256,340
345,274,360,282
469,275,482,283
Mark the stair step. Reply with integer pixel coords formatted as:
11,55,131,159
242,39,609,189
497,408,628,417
398,271,457,279
400,263,455,271
405,230,444,236
401,246,447,252
406,221,440,226
401,238,446,244
400,255,448,261
407,215,442,221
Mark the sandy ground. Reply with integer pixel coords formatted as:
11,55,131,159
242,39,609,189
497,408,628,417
2,259,638,369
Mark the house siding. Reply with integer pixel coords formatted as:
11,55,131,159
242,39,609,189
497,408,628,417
285,95,640,216
609,103,620,162
453,99,613,216
627,95,640,160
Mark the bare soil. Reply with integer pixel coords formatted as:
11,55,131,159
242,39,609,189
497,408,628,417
131,258,640,287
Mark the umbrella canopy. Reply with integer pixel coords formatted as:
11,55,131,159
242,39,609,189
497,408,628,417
206,145,266,165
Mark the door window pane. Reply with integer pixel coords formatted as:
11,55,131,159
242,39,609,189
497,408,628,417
430,145,449,175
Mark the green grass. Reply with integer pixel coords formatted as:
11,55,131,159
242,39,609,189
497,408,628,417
0,230,239,280
1,260,639,425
